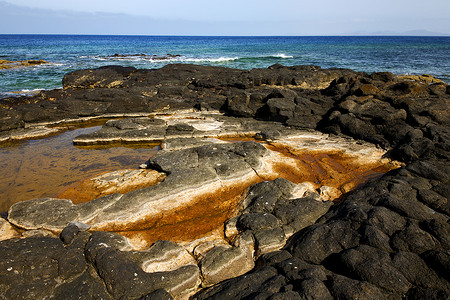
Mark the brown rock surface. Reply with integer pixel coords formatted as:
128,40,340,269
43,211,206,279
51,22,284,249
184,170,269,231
58,169,166,203
0,59,48,69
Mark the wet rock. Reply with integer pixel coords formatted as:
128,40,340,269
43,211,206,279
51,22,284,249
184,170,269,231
7,141,269,240
318,186,341,200
59,169,166,203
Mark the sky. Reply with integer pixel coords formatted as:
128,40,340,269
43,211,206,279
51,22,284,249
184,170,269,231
1,0,449,35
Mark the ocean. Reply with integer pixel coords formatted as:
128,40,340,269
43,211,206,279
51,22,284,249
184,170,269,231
1,35,449,97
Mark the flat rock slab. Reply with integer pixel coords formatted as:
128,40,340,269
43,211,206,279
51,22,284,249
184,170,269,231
58,169,166,203
72,112,291,145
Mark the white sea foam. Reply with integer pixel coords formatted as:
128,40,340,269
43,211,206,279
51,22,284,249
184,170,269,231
0,88,45,99
181,57,239,63
20,89,44,93
82,54,294,64
81,55,240,64
272,53,294,59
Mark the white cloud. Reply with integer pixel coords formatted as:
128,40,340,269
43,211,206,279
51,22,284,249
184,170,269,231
0,0,449,35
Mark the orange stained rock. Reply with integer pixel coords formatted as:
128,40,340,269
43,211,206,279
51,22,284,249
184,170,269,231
264,144,399,198
116,184,252,249
55,142,399,247
58,169,166,204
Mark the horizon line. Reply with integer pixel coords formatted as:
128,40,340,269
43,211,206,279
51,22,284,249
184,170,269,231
1,33,450,37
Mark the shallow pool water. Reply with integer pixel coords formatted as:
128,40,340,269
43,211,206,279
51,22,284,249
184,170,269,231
0,126,159,212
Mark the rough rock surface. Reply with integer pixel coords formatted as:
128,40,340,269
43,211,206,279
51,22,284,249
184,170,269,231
0,64,449,299
58,168,167,203
0,59,48,70
0,64,356,135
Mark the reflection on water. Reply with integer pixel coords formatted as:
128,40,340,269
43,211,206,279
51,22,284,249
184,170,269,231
0,126,159,212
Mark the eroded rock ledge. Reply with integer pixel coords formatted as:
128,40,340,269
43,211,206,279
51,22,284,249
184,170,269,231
0,64,449,299
0,59,48,70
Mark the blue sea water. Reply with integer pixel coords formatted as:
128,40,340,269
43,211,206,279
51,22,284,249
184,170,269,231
0,35,449,97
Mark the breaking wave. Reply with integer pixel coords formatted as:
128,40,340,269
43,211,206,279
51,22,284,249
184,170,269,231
0,88,44,99
271,53,294,59
80,53,294,64
81,55,239,63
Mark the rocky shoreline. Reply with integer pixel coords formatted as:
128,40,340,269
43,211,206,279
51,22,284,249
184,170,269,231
0,64,449,299
0,59,48,70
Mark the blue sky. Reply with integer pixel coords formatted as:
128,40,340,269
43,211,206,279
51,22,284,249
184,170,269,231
1,0,449,35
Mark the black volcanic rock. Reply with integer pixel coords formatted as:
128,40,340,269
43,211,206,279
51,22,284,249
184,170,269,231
0,236,110,300
62,65,138,88
0,64,449,299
